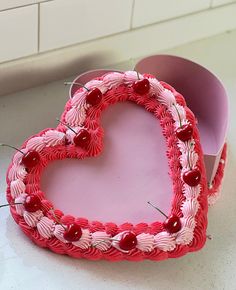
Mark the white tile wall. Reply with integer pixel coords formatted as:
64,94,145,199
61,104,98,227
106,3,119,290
132,0,211,28
0,5,38,62
211,0,236,6
0,0,236,64
0,0,50,11
40,0,133,52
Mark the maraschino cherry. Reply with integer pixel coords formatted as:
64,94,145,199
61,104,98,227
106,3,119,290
183,168,201,187
47,210,82,242
64,81,102,106
21,151,40,169
172,103,193,142
56,118,91,149
63,223,82,242
24,195,42,212
147,201,181,234
176,123,193,142
119,232,137,251
163,214,182,234
86,88,102,106
182,143,201,187
133,72,150,95
0,195,41,213
0,143,40,170
73,129,91,148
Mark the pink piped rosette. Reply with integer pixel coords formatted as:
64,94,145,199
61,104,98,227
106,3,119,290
6,71,209,261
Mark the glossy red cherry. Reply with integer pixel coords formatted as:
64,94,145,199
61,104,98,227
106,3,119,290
163,214,181,234
63,223,82,242
73,129,91,148
133,78,150,95
86,88,102,106
24,195,42,212
176,124,193,142
21,150,40,169
183,168,201,186
119,232,137,251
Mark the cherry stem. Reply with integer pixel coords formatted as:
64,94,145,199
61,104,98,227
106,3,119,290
136,70,140,80
187,149,192,170
56,118,77,134
147,201,168,218
93,238,119,247
111,238,120,242
49,208,67,230
0,143,25,155
187,142,194,170
0,202,22,209
130,58,135,70
93,240,106,247
172,103,182,127
64,82,89,92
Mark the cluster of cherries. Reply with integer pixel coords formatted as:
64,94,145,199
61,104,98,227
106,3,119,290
20,194,139,249
132,73,201,189
133,74,201,187
175,121,201,187
1,192,182,251
0,85,104,171
0,72,202,252
2,75,151,172
132,73,201,188
62,84,103,148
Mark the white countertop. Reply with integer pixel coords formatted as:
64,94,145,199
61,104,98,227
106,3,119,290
0,31,236,290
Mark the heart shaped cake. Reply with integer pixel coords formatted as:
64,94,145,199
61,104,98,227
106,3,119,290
5,71,208,261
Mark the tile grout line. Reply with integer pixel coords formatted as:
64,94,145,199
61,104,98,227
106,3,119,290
37,3,40,53
0,0,53,13
129,2,235,30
